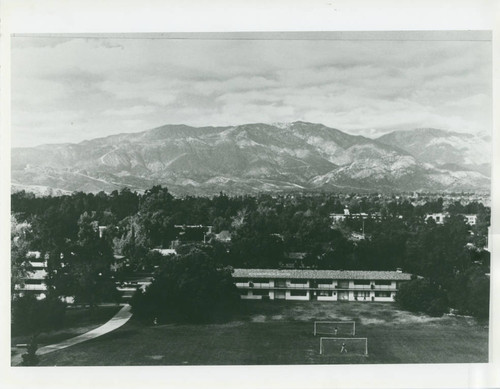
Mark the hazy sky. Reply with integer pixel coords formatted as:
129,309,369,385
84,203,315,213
11,33,492,148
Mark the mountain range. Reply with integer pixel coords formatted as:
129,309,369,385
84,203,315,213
11,122,491,195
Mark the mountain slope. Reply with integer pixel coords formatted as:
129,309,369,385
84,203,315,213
376,128,491,177
11,122,490,195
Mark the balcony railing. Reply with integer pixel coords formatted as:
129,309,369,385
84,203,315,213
351,284,396,290
15,284,47,291
236,283,397,292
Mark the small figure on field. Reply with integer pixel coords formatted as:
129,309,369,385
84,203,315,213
340,342,347,354
334,327,338,336
153,317,158,325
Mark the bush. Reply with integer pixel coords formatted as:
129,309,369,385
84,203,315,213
12,294,66,336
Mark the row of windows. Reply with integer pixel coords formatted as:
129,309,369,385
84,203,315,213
353,280,393,285
240,290,392,298
354,291,371,298
240,290,309,297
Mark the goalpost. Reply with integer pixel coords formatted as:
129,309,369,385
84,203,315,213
319,337,368,356
313,321,356,336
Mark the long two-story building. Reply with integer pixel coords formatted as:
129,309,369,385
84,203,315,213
232,269,412,302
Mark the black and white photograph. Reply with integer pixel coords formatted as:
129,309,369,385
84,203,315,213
2,1,499,388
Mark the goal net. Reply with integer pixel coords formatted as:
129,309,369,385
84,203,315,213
319,337,368,356
313,321,356,336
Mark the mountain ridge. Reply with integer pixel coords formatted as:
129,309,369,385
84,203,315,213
12,122,490,195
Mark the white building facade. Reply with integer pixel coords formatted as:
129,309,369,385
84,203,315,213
233,269,412,302
14,251,48,300
425,212,477,226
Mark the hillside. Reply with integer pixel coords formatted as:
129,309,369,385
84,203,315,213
377,128,491,177
11,122,490,195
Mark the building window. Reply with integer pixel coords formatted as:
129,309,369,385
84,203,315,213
337,281,349,288
239,290,249,296
353,280,370,285
317,279,332,284
290,279,308,284
252,278,269,283
375,291,391,297
375,280,392,285
318,291,332,297
290,290,308,296
354,291,370,299
253,290,270,296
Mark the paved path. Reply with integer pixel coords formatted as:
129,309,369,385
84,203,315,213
12,304,132,366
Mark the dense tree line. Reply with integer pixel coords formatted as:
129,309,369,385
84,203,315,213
12,187,490,321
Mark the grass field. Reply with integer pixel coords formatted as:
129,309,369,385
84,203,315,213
36,301,488,366
11,305,121,358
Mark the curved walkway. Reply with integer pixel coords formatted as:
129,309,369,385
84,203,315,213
12,304,132,366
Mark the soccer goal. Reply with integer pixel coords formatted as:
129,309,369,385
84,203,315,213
313,321,356,336
319,337,368,356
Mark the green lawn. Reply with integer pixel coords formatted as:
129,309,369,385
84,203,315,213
37,302,488,365
11,305,122,350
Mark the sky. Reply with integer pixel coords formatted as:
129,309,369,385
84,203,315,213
11,33,492,148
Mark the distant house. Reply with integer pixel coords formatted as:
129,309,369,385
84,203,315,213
233,269,412,302
425,213,477,226
330,207,374,225
463,214,477,226
330,208,350,223
425,212,448,224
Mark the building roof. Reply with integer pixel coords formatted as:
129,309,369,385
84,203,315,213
232,268,412,281
152,248,177,256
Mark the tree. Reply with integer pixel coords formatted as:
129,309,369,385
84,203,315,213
448,267,490,319
137,186,176,247
396,277,448,317
465,269,490,319
131,248,240,323
56,212,119,307
11,215,32,296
